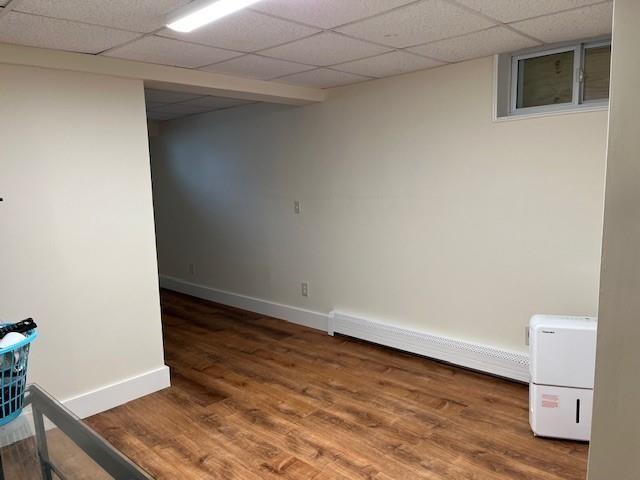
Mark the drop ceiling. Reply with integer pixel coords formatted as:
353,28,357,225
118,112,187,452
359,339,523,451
144,89,254,121
0,0,613,90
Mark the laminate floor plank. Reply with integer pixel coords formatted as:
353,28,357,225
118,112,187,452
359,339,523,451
86,289,588,479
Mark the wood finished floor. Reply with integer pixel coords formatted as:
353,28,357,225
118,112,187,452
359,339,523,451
87,289,589,479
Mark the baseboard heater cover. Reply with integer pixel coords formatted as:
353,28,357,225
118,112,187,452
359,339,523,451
328,311,529,382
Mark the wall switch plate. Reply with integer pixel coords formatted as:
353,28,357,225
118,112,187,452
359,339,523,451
294,201,301,214
301,282,309,297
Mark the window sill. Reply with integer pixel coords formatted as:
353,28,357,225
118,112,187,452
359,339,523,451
493,104,608,123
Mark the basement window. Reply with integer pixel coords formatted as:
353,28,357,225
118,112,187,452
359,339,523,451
495,38,611,118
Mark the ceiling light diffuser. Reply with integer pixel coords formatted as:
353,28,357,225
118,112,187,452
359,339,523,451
167,0,264,33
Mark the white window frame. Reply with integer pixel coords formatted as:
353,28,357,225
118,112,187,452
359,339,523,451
580,39,612,106
508,38,610,116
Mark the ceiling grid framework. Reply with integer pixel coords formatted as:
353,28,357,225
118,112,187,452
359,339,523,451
0,0,614,119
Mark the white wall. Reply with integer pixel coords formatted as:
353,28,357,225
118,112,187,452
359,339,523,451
151,56,608,354
0,64,166,404
588,0,640,476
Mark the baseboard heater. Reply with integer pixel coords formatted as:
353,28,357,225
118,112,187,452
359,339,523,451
328,311,529,382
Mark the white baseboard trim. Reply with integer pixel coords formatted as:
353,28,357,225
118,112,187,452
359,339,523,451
0,366,170,448
64,365,171,419
159,275,329,331
329,311,530,382
159,275,528,382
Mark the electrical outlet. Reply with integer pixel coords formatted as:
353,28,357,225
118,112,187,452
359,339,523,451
294,201,301,214
301,282,309,297
188,263,195,275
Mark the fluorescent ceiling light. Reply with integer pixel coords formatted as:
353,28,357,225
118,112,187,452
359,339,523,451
167,0,264,33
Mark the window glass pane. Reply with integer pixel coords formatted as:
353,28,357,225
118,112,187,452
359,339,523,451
583,45,611,101
517,50,574,109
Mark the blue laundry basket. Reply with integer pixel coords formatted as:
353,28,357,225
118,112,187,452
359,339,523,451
0,327,38,426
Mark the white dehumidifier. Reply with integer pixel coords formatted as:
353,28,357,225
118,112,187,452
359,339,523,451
529,315,597,441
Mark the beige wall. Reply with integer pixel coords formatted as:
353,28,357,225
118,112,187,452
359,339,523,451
588,0,640,477
0,64,165,401
151,56,607,353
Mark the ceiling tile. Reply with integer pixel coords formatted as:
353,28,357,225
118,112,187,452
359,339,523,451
150,104,211,115
159,10,319,52
408,26,541,63
146,111,181,121
145,89,203,104
200,54,314,79
178,96,252,109
150,103,222,116
335,51,444,78
275,68,370,88
103,36,242,68
14,0,190,34
0,11,140,54
454,0,605,23
145,101,168,109
252,0,415,29
336,0,496,48
261,32,390,66
510,3,613,44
